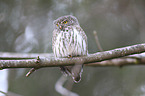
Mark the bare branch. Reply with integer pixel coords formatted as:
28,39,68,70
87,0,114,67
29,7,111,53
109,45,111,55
0,43,145,69
0,90,7,95
26,56,40,77
93,30,103,51
0,52,54,58
86,56,141,67
26,68,37,77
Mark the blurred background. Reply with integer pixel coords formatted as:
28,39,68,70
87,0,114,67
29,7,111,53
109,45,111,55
0,0,145,96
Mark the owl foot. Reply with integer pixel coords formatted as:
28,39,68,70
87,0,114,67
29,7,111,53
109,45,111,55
68,55,72,58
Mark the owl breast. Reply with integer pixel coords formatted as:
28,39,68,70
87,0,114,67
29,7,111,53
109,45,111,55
53,26,87,58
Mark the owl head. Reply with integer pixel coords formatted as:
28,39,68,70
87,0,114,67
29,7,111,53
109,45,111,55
53,15,79,31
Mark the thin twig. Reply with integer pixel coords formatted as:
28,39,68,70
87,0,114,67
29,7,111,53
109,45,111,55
26,68,37,77
0,90,7,95
93,30,103,51
26,56,40,77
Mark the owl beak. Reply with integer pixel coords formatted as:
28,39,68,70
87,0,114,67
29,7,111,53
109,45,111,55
59,26,62,29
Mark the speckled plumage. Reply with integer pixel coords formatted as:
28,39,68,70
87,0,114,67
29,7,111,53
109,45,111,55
52,15,88,83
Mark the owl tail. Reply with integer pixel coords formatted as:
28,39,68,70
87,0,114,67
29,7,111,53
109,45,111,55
60,64,83,83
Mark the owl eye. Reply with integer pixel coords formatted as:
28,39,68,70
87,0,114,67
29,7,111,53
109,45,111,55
63,21,67,24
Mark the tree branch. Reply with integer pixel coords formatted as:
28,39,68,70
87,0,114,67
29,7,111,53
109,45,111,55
87,54,145,67
93,30,103,52
0,43,145,69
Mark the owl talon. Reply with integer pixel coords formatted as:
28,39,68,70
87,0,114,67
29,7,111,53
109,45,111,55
68,55,72,58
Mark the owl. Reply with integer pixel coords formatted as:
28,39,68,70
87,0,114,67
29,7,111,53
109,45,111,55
52,15,88,83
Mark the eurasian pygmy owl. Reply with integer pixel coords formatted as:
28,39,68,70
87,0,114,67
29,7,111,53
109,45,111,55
52,15,88,83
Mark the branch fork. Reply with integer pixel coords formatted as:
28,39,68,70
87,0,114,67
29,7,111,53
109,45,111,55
26,56,41,77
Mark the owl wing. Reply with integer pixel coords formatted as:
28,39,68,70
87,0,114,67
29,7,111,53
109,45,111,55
75,25,88,54
52,29,59,50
